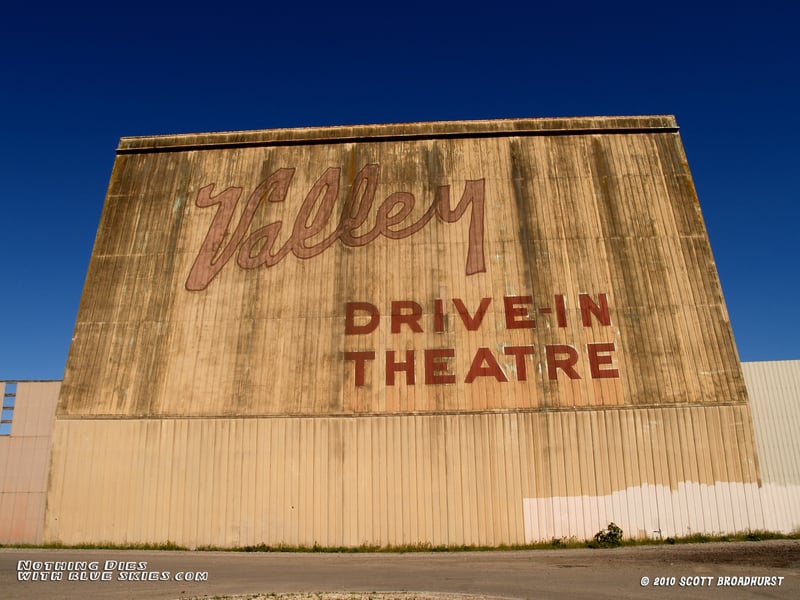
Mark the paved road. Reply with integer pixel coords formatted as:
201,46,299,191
3,541,798,600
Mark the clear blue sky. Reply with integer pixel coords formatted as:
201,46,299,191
1,2,797,380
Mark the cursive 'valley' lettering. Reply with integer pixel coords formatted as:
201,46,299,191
185,164,486,291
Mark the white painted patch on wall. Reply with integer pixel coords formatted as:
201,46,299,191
522,480,799,542
757,483,800,533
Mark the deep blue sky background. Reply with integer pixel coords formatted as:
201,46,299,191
1,2,797,380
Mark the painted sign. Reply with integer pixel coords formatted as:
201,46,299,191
184,162,621,389
186,163,486,291
344,294,619,386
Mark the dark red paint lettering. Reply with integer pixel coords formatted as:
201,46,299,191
425,349,456,384
344,351,375,386
345,302,380,335
546,345,580,380
579,293,611,327
453,298,491,331
554,294,567,328
588,342,619,378
503,346,535,381
186,164,486,291
391,301,423,333
386,350,415,385
504,296,536,329
465,347,507,383
434,299,445,332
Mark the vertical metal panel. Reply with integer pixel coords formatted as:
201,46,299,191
0,381,60,543
742,360,800,533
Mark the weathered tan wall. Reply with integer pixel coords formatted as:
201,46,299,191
45,116,760,546
46,406,761,547
58,117,745,418
0,381,60,544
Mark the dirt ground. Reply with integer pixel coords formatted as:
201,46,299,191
574,538,799,568
3,540,798,600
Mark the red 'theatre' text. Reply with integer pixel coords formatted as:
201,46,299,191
186,164,486,291
343,294,620,386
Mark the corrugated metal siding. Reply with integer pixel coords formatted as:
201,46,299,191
0,381,60,543
742,360,800,533
45,405,761,547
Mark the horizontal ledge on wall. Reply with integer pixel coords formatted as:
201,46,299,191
55,400,751,421
116,116,679,155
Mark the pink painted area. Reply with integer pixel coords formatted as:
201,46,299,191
0,382,59,544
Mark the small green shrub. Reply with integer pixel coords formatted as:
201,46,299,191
590,522,623,548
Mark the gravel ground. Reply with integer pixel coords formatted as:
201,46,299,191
199,594,508,600
5,540,798,600
191,541,800,600
582,539,799,568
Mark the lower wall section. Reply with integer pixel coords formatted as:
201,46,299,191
523,481,767,543
758,484,800,533
0,493,47,544
0,381,60,544
44,405,765,547
742,361,800,536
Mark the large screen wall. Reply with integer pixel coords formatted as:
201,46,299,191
45,117,762,547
